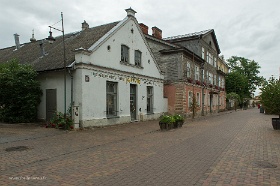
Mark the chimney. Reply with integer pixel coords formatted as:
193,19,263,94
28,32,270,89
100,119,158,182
14,33,20,49
139,23,148,35
30,29,36,42
152,27,162,39
82,20,89,30
125,7,137,17
39,40,46,56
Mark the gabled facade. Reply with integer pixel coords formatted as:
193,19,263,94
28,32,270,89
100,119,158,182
0,8,167,128
141,25,228,116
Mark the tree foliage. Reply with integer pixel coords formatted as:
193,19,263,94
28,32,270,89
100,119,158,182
0,59,42,123
225,71,249,101
227,56,264,94
260,78,280,117
226,92,240,111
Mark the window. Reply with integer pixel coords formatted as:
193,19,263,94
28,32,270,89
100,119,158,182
135,50,141,66
206,51,209,63
214,74,216,85
213,57,216,67
121,45,129,63
147,86,153,113
106,81,118,117
208,72,213,84
218,76,221,87
209,53,213,64
202,47,205,59
188,91,193,107
195,65,200,81
197,92,200,106
185,62,191,78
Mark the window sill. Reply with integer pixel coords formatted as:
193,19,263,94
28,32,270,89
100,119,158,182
120,61,143,69
147,112,154,115
106,116,120,119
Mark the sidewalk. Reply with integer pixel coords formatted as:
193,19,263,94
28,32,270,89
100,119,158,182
1,108,280,185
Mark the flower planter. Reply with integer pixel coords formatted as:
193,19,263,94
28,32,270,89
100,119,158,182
272,118,280,130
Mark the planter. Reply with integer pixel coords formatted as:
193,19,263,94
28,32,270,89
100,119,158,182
177,121,184,128
272,118,280,130
159,122,167,130
159,122,174,130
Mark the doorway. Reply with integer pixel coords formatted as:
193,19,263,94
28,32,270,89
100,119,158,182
130,84,137,121
46,89,57,122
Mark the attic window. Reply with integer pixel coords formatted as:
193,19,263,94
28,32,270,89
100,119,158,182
209,41,212,46
131,28,134,33
121,45,129,63
107,45,111,51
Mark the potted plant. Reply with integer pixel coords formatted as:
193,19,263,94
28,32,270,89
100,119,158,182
159,115,175,130
260,78,280,130
173,114,185,128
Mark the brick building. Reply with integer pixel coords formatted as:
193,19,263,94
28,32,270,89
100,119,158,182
140,23,228,117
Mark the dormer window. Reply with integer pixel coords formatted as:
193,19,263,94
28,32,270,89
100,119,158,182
121,45,129,63
135,50,142,66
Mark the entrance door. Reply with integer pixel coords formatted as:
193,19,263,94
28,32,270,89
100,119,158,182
46,89,57,122
130,85,137,121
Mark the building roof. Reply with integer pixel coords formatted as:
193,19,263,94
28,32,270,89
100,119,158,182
0,21,119,72
164,29,221,54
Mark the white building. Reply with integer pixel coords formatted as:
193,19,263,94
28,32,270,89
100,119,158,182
0,8,168,128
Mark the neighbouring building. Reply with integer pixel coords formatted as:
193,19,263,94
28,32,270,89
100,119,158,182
0,8,168,128
140,24,228,117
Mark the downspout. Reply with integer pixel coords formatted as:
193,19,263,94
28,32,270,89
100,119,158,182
67,61,75,117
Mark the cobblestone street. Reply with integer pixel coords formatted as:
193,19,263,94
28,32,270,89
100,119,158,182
1,108,280,185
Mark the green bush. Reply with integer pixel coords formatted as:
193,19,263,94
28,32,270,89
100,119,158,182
173,114,184,122
49,112,73,130
159,115,175,124
0,59,42,123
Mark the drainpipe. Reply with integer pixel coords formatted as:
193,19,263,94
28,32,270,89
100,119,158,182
67,62,75,117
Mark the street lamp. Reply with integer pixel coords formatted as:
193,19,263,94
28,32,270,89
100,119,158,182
46,12,67,129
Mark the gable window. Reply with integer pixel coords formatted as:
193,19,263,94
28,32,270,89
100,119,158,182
147,86,153,114
121,45,129,63
135,50,142,66
202,47,205,60
106,81,118,117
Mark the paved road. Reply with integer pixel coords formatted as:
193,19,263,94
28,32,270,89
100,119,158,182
0,108,280,185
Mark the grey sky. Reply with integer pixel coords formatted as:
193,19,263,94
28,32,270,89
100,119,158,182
1,0,279,91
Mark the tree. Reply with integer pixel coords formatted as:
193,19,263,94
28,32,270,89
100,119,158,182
226,92,240,111
260,78,280,118
225,71,249,104
227,56,264,93
0,59,42,123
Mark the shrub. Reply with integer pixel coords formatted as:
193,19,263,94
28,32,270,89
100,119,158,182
159,115,175,124
173,114,184,122
49,112,73,130
0,59,42,123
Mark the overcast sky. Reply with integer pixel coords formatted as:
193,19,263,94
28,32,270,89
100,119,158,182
1,0,279,93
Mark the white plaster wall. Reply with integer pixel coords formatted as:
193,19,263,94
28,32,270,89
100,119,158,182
73,66,167,127
77,19,162,79
37,71,72,121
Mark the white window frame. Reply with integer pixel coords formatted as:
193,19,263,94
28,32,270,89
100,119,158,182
106,81,118,117
195,65,200,81
196,92,200,106
202,47,205,60
188,91,193,108
121,45,129,63
135,50,142,66
147,86,153,114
